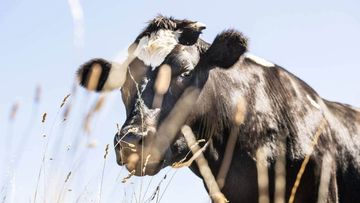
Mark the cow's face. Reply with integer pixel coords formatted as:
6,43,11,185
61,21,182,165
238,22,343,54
77,16,248,176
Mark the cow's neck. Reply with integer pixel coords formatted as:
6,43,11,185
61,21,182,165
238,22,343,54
187,131,326,203
187,131,260,202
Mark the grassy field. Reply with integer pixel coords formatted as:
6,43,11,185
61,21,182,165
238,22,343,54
0,86,208,203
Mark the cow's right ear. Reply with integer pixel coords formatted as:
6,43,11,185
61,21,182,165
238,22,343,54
202,29,248,69
177,21,206,46
77,58,127,92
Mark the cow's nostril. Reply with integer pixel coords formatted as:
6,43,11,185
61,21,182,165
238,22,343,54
119,132,142,147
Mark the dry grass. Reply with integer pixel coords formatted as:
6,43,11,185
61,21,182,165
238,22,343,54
288,118,327,203
99,144,110,203
181,126,228,203
256,148,270,203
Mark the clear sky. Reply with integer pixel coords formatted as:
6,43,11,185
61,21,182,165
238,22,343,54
0,0,359,202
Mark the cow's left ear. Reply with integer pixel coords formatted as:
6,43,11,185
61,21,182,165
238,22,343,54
202,29,248,69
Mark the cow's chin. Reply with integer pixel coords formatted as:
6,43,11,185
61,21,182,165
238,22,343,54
115,151,163,176
124,162,163,176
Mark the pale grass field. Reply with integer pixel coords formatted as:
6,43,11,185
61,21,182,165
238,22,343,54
0,86,209,203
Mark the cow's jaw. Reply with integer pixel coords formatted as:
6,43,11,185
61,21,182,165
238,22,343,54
116,147,165,176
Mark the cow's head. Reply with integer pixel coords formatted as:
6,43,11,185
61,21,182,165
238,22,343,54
76,16,248,176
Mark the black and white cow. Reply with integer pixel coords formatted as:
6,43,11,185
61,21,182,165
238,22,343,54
76,16,360,203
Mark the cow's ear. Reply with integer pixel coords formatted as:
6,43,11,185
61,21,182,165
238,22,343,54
203,29,248,69
177,21,206,46
77,58,127,92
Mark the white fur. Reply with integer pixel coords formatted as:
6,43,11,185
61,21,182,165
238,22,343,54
245,53,275,67
306,95,321,110
102,62,127,91
295,108,324,155
320,100,360,164
193,22,206,29
287,74,302,97
134,30,180,69
251,68,274,115
260,142,278,161
317,152,333,202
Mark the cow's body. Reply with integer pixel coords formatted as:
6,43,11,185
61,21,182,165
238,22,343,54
185,55,360,202
76,16,360,202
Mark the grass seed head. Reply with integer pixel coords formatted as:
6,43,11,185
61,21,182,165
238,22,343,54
9,101,20,121
60,94,71,108
103,144,109,159
121,170,135,183
142,154,152,174
65,171,72,183
42,112,47,123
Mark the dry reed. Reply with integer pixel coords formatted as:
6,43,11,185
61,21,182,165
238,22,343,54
181,125,228,203
148,87,200,164
217,96,246,189
274,140,286,203
34,94,71,203
121,170,135,184
256,148,270,203
60,94,71,108
34,85,42,104
317,153,333,203
99,144,110,203
216,127,238,189
288,118,327,203
42,113,47,123
9,102,19,121
153,64,171,109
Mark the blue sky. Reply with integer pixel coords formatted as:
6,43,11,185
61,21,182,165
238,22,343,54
0,0,359,202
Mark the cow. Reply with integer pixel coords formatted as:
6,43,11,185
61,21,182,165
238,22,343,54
76,16,360,203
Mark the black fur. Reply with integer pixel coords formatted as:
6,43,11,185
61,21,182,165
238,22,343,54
193,30,248,88
202,29,248,69
135,15,178,42
178,22,206,45
135,15,206,46
77,58,111,91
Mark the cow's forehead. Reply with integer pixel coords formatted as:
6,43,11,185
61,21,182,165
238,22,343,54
133,29,182,69
130,16,204,70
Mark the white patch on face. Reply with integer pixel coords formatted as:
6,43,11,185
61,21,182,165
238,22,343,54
306,95,321,110
245,53,275,67
134,29,181,69
102,62,128,91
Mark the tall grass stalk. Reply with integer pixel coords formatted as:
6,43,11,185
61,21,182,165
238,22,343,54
98,144,109,203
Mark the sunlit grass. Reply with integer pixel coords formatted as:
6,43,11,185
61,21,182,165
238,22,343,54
0,87,189,203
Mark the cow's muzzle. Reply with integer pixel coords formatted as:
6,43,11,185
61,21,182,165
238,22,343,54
114,129,163,176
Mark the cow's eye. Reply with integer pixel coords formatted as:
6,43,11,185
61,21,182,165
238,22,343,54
180,70,192,78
